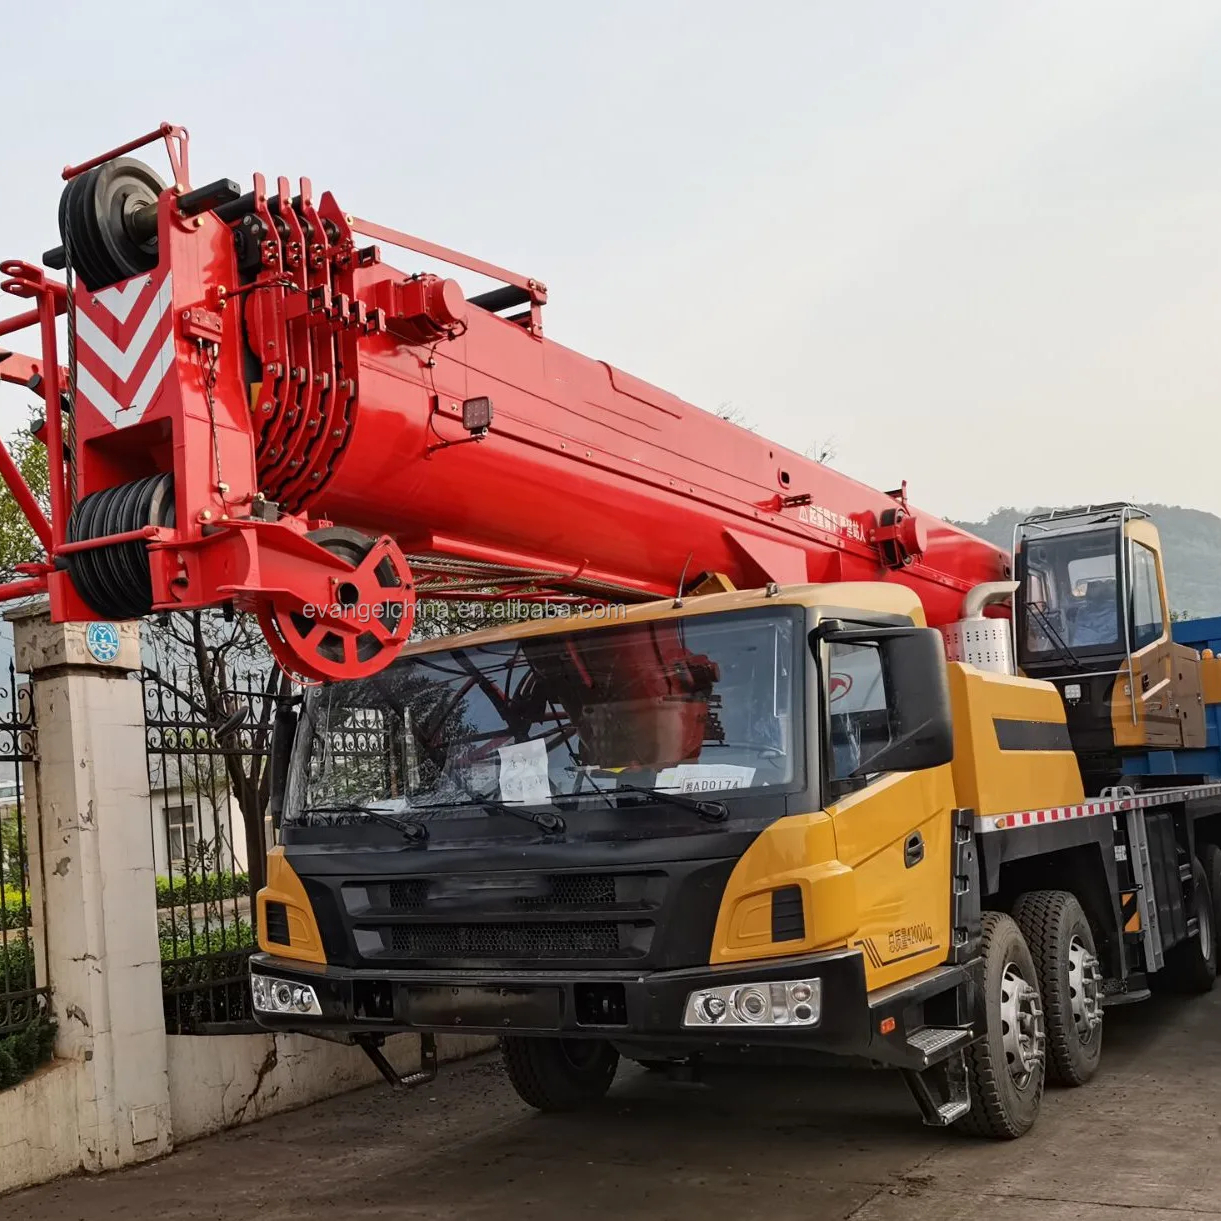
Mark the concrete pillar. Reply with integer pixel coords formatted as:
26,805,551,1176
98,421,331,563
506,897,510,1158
7,603,172,1171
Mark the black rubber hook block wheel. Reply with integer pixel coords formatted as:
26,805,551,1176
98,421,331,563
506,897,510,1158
58,157,165,290
65,474,175,619
501,1037,619,1111
955,912,1046,1139
1013,890,1103,1087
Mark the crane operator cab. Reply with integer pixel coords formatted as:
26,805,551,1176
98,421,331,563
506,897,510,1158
1013,503,1206,793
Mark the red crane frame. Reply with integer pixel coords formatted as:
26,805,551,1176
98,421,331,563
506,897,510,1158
0,123,1010,681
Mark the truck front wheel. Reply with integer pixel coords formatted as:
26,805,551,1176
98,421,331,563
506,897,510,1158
955,911,1046,1139
1013,890,1103,1087
501,1037,619,1111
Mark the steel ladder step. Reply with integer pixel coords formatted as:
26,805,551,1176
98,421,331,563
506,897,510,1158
907,1026,971,1059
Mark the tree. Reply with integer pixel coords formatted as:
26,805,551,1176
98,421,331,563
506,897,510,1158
146,611,285,899
714,402,756,431
805,436,837,466
714,404,836,466
0,414,50,582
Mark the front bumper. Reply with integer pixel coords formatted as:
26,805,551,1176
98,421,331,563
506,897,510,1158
250,949,976,1070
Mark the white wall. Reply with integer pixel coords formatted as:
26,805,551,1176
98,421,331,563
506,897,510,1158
0,1062,81,1195
167,1032,494,1143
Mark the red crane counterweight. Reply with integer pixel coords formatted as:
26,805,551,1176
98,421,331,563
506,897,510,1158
0,124,1010,681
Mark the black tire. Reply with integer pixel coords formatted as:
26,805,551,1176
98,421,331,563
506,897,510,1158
1012,890,1103,1087
1158,857,1217,994
501,1037,619,1111
1205,846,1221,966
955,912,1045,1139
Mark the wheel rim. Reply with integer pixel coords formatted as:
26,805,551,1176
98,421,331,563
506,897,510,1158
1067,935,1103,1043
1198,882,1213,961
999,961,1045,1088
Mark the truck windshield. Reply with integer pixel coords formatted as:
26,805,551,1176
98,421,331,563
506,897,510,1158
1019,527,1121,661
285,607,800,823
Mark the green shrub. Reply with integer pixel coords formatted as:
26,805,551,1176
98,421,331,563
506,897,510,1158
158,917,255,962
159,919,257,1033
0,933,34,988
0,1043,16,1089
0,1017,57,1092
2,883,30,931
1,896,29,932
155,872,249,910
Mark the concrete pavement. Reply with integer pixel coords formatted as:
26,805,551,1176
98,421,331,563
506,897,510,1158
3,989,1220,1220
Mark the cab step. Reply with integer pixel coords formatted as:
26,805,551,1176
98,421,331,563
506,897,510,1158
1102,973,1151,1006
906,1025,973,1064
901,1048,971,1126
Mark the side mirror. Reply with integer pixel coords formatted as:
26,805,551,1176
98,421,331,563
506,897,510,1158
268,702,299,830
818,623,954,776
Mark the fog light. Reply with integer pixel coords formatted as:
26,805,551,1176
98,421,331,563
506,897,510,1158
682,977,821,1028
732,987,769,1023
251,972,322,1017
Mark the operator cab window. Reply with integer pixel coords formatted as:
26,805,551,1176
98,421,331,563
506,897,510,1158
826,641,893,783
1129,543,1164,650
1020,528,1121,658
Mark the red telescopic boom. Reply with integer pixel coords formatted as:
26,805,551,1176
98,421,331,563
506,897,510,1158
0,125,1009,680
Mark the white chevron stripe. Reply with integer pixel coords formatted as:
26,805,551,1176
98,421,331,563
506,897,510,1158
93,277,153,325
77,273,173,381
76,332,175,427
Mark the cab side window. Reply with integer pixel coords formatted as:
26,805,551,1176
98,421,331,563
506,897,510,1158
827,641,893,782
1129,543,1164,650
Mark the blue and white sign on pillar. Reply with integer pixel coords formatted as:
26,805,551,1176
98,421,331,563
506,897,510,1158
85,622,121,664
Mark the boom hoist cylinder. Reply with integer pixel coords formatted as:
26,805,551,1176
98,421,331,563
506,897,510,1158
0,124,1011,681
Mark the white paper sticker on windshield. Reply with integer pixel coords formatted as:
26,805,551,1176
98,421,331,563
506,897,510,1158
654,764,757,794
497,739,551,805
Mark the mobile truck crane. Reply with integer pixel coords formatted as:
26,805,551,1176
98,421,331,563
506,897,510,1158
2,125,1221,1139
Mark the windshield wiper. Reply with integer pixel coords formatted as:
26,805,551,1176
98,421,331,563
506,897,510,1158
301,803,429,844
570,783,728,824
1024,601,1083,671
422,797,566,836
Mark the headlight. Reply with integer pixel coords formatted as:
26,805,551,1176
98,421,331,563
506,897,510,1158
683,978,821,1028
251,972,322,1016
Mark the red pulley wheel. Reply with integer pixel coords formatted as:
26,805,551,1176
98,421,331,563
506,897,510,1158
257,527,415,683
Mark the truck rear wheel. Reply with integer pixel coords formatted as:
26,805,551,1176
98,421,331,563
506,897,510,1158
1205,846,1221,967
1013,890,1103,1087
501,1037,619,1111
955,912,1045,1139
1158,857,1217,995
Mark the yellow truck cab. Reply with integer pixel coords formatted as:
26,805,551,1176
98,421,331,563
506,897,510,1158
251,523,1221,1140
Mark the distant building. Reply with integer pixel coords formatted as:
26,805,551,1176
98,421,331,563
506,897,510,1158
148,778,249,878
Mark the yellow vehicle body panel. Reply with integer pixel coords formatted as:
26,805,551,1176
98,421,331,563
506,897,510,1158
257,846,328,964
947,662,1084,816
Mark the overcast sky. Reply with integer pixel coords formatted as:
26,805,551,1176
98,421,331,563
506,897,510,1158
0,1,1218,524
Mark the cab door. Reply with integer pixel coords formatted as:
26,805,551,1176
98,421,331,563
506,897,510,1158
819,634,957,992
1114,531,1205,750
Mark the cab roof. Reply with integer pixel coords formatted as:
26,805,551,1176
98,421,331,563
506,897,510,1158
398,581,925,658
